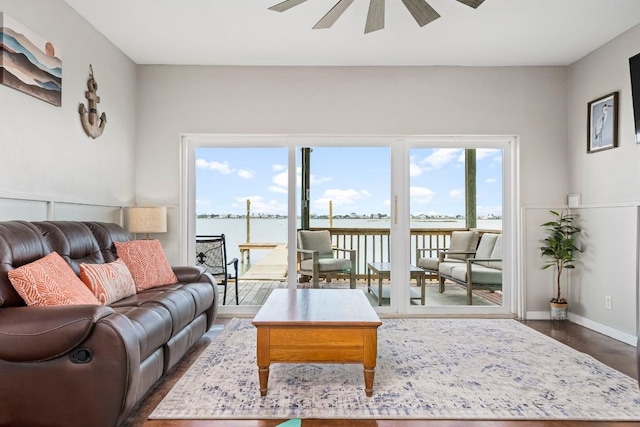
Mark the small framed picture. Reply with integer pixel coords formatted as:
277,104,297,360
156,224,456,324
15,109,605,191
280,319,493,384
587,92,618,153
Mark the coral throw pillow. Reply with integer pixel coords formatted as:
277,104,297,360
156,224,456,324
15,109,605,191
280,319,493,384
8,252,100,306
80,259,137,305
114,240,178,291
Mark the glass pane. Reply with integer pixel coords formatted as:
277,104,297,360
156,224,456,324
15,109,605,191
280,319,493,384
195,147,289,306
296,146,391,308
410,147,503,307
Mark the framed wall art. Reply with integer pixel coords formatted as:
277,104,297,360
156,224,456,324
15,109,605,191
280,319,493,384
587,92,618,153
0,13,62,106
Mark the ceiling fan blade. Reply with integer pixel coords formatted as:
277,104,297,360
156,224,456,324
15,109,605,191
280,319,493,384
313,0,355,29
455,0,485,8
269,0,308,13
400,0,440,27
364,0,385,34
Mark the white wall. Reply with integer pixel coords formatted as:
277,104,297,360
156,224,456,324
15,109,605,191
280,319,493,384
567,24,640,338
0,0,137,218
135,65,569,309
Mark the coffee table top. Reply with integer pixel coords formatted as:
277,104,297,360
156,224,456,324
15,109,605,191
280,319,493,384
252,289,381,327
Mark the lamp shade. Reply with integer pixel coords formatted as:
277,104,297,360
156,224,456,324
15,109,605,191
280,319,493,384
128,207,167,234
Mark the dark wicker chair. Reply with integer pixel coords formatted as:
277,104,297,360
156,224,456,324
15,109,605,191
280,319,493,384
196,234,239,305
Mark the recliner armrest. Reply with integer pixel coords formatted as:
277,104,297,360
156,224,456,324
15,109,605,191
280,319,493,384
173,265,207,282
0,305,114,362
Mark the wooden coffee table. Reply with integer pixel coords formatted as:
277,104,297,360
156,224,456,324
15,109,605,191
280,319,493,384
252,289,382,397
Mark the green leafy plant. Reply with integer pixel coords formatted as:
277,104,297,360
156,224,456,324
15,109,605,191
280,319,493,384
540,210,582,304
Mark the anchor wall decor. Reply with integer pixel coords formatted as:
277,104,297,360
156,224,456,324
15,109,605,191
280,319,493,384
79,65,107,139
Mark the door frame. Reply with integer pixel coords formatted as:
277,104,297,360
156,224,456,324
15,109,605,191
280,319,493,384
180,134,521,317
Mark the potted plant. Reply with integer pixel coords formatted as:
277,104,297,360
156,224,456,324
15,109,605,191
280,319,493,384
540,210,582,319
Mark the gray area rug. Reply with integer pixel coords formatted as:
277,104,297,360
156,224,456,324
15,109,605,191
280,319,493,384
151,318,640,420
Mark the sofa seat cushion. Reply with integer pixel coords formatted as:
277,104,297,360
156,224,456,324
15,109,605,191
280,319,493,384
438,261,464,277
114,240,178,291
80,259,137,305
8,252,100,307
419,257,463,272
111,305,172,361
300,258,351,272
178,282,215,320
450,264,502,286
112,286,196,337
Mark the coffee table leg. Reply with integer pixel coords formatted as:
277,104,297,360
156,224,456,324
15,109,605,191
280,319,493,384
363,328,377,397
258,366,270,396
256,327,270,396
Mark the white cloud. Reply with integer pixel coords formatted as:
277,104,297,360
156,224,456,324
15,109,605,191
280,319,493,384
449,188,464,201
421,149,463,170
476,148,502,160
410,155,423,177
313,188,371,209
486,178,497,184
272,164,286,172
410,186,435,204
195,158,234,175
272,170,288,189
237,169,255,179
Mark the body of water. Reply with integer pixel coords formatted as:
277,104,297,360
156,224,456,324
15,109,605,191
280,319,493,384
197,218,502,268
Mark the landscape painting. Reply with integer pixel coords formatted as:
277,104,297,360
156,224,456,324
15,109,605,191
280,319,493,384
0,13,62,106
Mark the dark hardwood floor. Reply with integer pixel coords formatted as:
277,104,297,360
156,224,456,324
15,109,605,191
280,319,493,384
122,319,640,427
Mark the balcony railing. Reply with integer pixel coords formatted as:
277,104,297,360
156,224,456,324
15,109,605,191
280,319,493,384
310,227,470,280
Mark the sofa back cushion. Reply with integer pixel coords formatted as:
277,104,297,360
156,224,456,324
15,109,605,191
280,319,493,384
447,230,480,261
488,234,503,270
0,221,51,307
298,230,334,260
34,222,105,275
475,233,499,267
8,252,100,306
84,221,130,262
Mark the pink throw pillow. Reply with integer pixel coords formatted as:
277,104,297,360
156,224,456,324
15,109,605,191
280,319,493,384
80,259,137,305
114,240,178,291
8,252,100,306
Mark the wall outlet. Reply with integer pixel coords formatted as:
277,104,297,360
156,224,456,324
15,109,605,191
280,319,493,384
605,295,612,310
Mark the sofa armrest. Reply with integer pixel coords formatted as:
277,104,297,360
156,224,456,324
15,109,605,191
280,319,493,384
439,249,476,262
173,265,207,282
0,305,114,362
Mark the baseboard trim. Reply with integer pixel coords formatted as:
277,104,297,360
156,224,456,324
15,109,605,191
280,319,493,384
525,311,551,320
568,313,638,347
526,311,638,346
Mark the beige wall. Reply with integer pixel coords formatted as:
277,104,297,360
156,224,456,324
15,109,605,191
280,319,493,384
0,0,137,213
566,24,640,338
134,65,569,312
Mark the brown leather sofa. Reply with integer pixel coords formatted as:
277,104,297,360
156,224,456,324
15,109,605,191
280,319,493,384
0,220,219,427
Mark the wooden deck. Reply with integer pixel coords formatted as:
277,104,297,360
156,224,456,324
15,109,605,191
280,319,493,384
231,244,501,307
239,244,287,281
222,280,501,307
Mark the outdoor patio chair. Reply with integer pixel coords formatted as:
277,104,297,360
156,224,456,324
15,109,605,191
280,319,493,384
417,230,479,292
196,234,239,305
297,229,356,289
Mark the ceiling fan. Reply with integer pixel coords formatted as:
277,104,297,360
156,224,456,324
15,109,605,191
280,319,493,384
269,0,486,34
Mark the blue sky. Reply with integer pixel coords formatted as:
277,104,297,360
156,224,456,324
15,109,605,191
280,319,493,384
195,147,502,217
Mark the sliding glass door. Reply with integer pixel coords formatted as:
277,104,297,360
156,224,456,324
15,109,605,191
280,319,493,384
183,135,516,316
296,146,392,308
